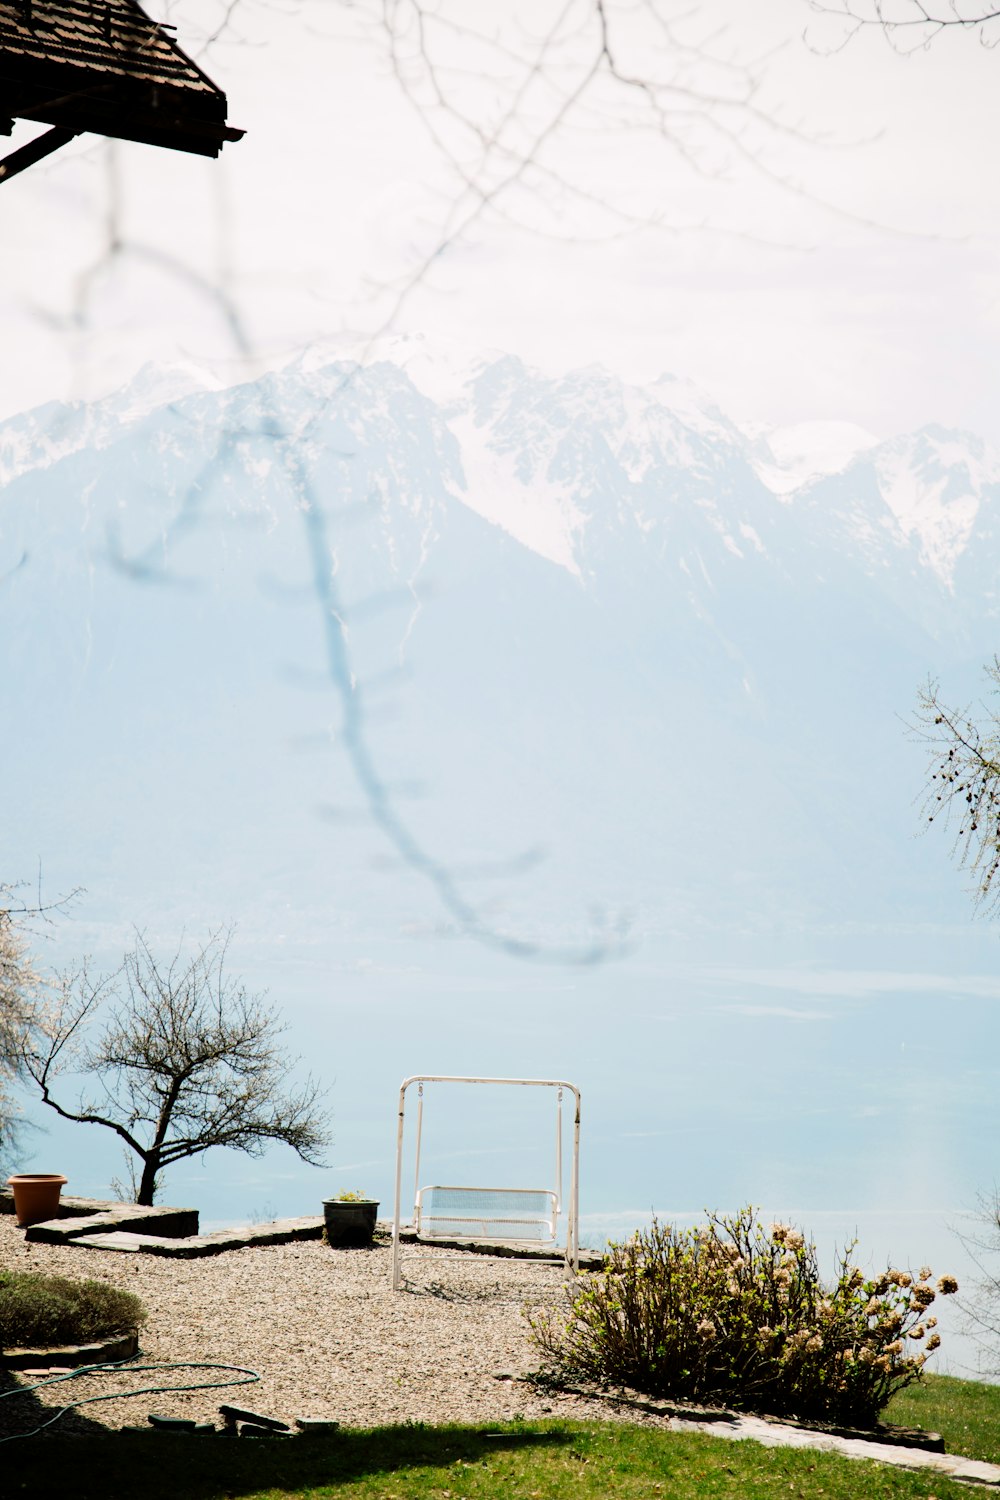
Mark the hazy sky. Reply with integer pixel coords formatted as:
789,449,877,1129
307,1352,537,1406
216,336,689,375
2,0,999,440
7,8,1000,1365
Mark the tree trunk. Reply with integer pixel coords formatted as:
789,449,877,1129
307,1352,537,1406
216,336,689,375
137,1156,159,1206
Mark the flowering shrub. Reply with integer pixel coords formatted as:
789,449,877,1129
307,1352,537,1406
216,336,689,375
528,1208,957,1426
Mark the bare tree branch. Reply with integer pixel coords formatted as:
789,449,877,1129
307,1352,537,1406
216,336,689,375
0,880,79,1171
911,658,1000,915
809,1,1000,53
23,927,330,1204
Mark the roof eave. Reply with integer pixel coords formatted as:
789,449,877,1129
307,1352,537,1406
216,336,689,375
11,101,245,155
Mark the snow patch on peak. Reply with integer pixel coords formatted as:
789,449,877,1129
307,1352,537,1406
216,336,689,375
770,420,880,474
738,521,766,554
873,426,999,587
650,371,729,428
101,358,226,422
0,359,228,491
450,410,584,575
294,332,510,411
751,420,880,495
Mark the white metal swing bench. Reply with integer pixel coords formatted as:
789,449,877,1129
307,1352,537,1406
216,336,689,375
391,1074,581,1290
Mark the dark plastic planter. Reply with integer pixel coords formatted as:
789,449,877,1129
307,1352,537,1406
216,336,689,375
322,1199,379,1247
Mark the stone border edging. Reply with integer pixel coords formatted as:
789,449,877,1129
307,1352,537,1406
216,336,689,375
0,1330,139,1370
512,1377,1000,1486
392,1225,604,1269
523,1378,945,1453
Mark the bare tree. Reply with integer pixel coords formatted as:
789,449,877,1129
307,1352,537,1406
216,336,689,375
810,1,1000,51
911,659,1000,916
0,880,78,1171
912,665,1000,1364
0,896,42,1171
947,1187,1000,1376
24,928,329,1205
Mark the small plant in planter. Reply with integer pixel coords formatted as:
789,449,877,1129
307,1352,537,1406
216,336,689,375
323,1189,380,1247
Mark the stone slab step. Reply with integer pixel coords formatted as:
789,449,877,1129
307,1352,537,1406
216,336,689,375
75,1215,325,1257
26,1204,199,1243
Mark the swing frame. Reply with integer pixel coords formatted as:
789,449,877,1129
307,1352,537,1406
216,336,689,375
391,1074,581,1290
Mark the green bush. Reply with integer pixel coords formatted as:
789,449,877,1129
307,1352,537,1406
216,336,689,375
0,1270,146,1349
528,1208,958,1427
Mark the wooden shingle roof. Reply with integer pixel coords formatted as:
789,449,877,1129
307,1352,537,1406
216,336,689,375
0,0,243,164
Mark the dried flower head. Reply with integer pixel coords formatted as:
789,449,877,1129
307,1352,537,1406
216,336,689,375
937,1276,959,1296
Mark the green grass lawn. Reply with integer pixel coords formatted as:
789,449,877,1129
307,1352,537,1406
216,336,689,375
886,1370,1000,1464
3,1374,998,1499
0,1414,983,1500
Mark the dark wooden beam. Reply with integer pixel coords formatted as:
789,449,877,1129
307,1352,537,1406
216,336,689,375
0,123,79,183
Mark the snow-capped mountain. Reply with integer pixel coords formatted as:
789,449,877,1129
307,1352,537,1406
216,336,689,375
0,342,995,962
3,340,995,606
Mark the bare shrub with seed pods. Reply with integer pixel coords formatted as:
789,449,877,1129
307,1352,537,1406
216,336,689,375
528,1207,958,1426
912,661,1000,915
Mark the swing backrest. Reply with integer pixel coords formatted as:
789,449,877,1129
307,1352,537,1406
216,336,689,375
414,1184,558,1243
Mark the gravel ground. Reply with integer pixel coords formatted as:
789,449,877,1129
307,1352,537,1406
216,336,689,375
0,1216,614,1437
5,1220,991,1486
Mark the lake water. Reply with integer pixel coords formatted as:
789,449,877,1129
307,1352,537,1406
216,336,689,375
14,929,999,1382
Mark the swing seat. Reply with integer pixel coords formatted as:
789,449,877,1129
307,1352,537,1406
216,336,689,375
415,1185,558,1244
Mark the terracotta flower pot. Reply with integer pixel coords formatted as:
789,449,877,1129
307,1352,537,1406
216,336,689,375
7,1174,67,1228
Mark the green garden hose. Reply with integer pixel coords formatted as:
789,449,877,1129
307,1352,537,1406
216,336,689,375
0,1359,262,1443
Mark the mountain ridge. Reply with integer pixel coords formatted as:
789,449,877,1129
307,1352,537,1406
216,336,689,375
2,344,994,624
